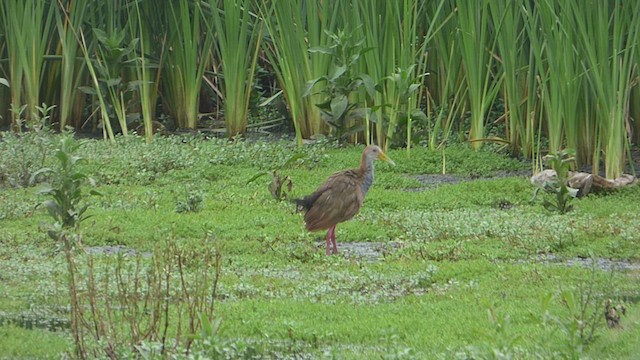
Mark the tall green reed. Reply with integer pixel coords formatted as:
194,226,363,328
455,0,502,150
53,0,89,130
0,36,8,125
489,0,533,157
525,0,582,158
127,0,165,143
0,0,54,130
572,0,640,179
423,0,463,150
206,0,262,137
79,35,115,140
163,1,214,129
354,0,443,150
259,0,340,145
353,0,398,147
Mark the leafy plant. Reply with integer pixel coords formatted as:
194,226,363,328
537,262,606,358
79,27,140,136
175,189,204,213
0,0,54,130
259,0,340,145
532,150,577,214
34,135,100,359
0,104,56,188
382,65,428,151
303,29,375,141
206,0,263,137
35,136,101,230
246,152,306,201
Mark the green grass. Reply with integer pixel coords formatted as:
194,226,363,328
0,134,639,358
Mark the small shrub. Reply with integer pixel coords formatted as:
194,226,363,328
532,150,577,214
175,190,204,213
0,104,58,188
246,152,305,201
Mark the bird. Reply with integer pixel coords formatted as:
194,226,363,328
294,145,395,255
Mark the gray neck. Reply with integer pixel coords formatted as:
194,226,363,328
361,159,375,196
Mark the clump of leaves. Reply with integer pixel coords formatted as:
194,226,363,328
35,135,101,232
303,29,375,141
532,149,577,214
175,190,204,213
536,264,605,358
0,104,57,188
34,134,101,359
247,152,306,201
382,65,428,149
79,28,141,134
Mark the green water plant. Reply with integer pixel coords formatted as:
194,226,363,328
303,29,376,141
246,152,306,201
0,0,54,129
206,0,263,137
163,1,214,129
259,0,340,145
34,135,100,359
532,149,576,214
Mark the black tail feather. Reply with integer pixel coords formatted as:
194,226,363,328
292,193,320,212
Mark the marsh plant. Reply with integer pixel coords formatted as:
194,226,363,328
532,150,577,214
75,235,223,358
537,275,605,357
35,135,101,358
175,189,204,213
303,29,376,141
246,152,306,201
0,104,57,188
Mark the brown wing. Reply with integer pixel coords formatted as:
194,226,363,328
303,169,364,231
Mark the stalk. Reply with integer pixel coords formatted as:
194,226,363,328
206,0,263,138
54,0,89,129
489,0,530,157
127,0,165,143
163,1,214,129
455,0,502,150
572,0,640,178
0,0,55,129
259,0,339,145
424,1,464,150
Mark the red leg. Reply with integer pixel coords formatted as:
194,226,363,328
330,226,338,254
325,228,332,255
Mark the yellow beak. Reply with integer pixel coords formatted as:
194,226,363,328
377,151,396,166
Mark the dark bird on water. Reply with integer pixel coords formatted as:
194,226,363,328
294,145,395,255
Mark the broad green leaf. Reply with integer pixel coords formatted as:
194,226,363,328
282,153,307,168
328,65,347,82
410,110,428,122
302,77,327,97
330,95,348,119
246,171,269,185
93,28,109,44
103,77,122,87
358,74,375,97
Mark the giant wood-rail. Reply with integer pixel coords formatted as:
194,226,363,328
294,145,395,255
